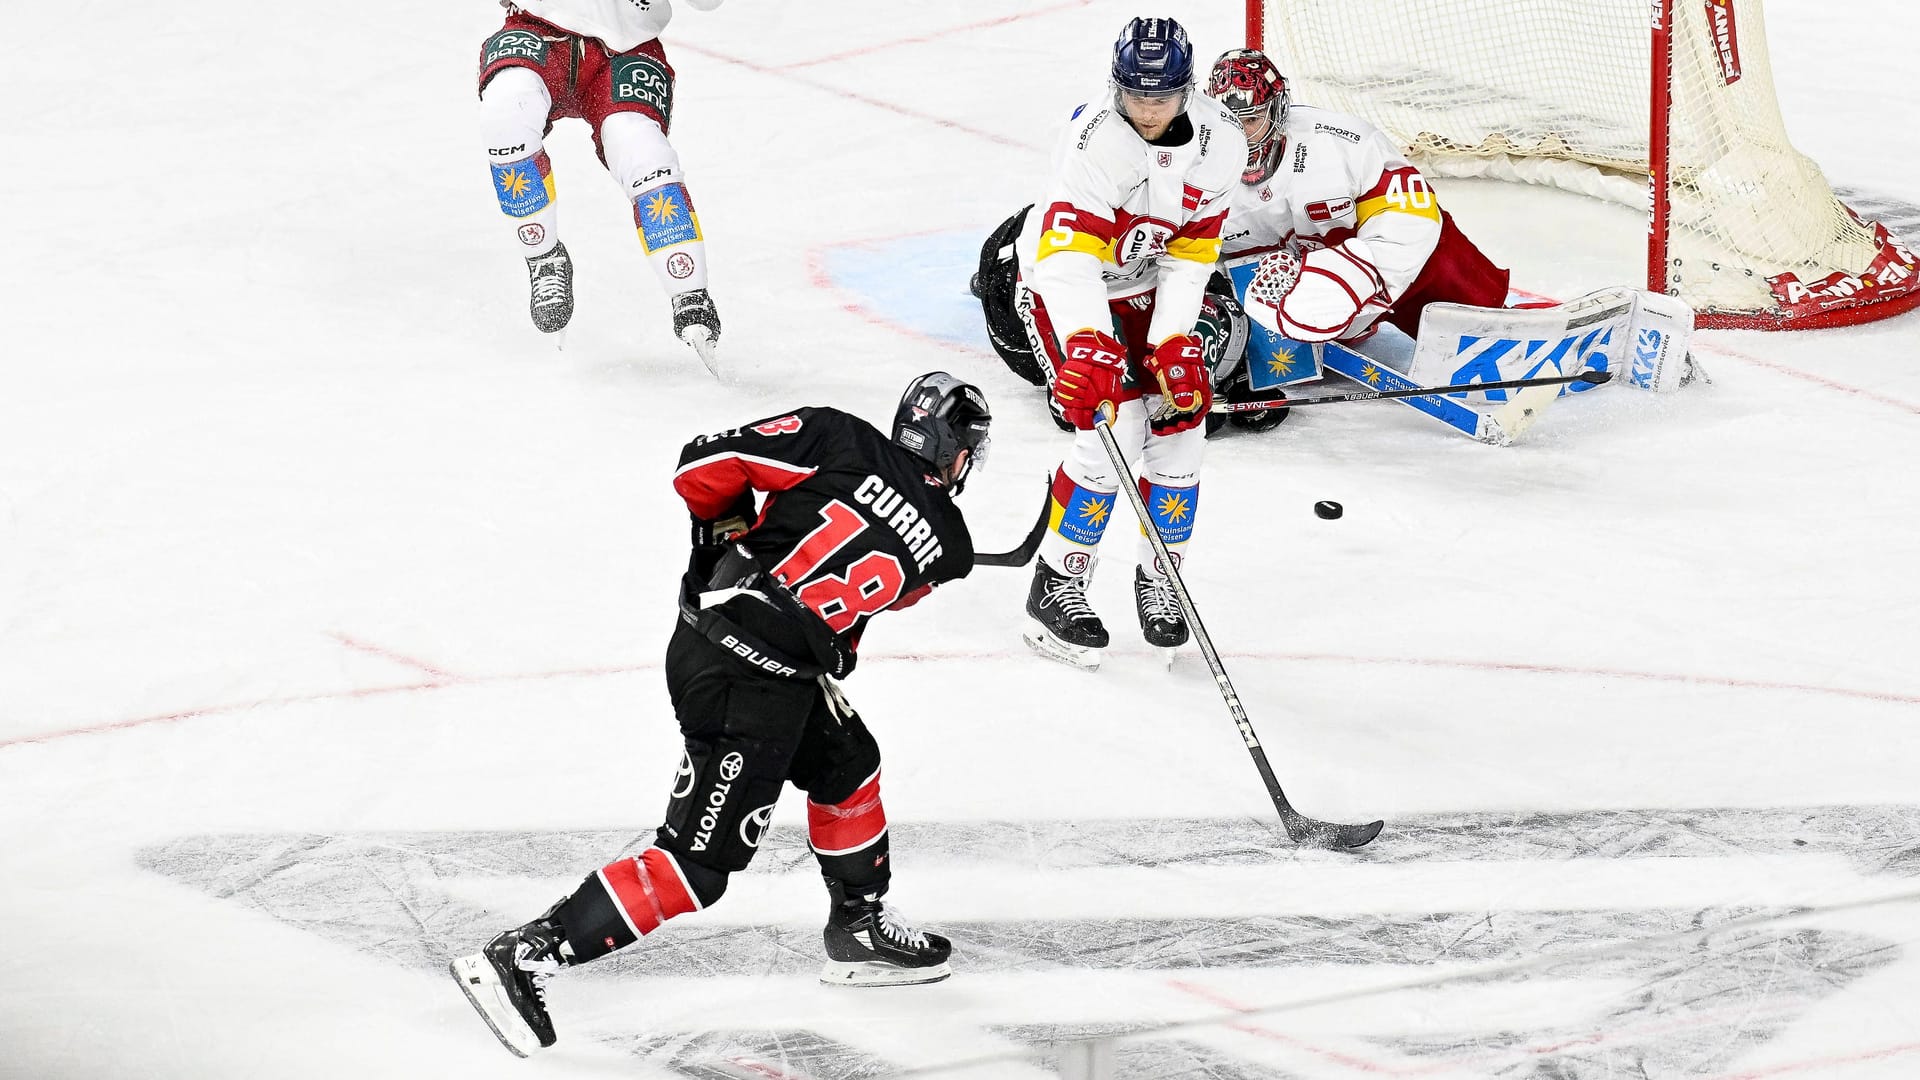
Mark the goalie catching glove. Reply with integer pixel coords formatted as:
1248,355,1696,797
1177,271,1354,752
1052,330,1127,430
1245,241,1386,343
1143,334,1212,434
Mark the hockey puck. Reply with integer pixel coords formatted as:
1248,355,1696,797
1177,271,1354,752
1313,500,1343,520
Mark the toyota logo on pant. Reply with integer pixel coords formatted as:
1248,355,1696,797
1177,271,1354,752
718,752,744,782
739,803,776,848
671,751,696,799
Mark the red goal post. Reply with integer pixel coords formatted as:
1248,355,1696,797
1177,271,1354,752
1245,0,1920,329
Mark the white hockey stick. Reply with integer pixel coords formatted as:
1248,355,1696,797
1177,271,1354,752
1093,410,1382,849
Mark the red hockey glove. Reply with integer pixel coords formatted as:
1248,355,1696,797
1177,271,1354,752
1143,334,1213,434
1052,330,1126,430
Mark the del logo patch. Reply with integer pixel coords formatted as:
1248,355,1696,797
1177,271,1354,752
635,183,700,252
612,55,675,122
1305,197,1354,223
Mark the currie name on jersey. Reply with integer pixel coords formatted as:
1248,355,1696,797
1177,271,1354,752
853,474,945,571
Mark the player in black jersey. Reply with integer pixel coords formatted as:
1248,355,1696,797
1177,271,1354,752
451,372,991,1057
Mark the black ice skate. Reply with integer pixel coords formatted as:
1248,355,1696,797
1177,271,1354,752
671,288,722,377
1134,565,1188,661
524,242,574,335
449,918,567,1057
820,882,952,987
1023,556,1108,671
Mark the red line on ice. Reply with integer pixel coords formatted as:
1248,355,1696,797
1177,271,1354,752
776,0,1095,70
1699,340,1920,416
670,42,1042,154
1507,286,1920,415
804,230,996,358
1710,1039,1920,1078
328,631,460,681
7,647,1912,752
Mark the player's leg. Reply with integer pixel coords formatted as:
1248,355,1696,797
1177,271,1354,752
1025,398,1151,670
585,40,721,363
478,27,572,334
451,619,812,1055
787,681,951,986
1380,210,1512,339
1133,421,1206,651
1014,272,1077,432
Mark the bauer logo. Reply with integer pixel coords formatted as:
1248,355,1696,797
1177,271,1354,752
635,182,700,252
611,55,675,120
481,29,546,68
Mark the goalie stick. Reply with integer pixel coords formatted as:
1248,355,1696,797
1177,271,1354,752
1094,411,1383,850
973,480,1049,568
1217,368,1611,413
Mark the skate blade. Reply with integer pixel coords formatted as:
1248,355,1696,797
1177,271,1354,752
1022,622,1102,671
819,958,953,987
679,325,721,378
1155,645,1178,670
449,955,541,1058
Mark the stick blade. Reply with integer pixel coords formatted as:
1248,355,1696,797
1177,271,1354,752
1282,812,1384,849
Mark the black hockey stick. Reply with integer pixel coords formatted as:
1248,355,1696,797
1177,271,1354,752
1094,412,1383,850
973,480,1049,568
1217,367,1612,413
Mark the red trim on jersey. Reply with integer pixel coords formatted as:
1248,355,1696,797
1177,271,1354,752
1358,168,1395,204
1173,208,1227,242
673,452,817,520
807,770,887,855
1041,200,1119,243
598,847,699,937
888,583,935,612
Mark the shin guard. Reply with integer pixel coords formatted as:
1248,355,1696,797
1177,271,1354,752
551,846,721,963
808,769,890,895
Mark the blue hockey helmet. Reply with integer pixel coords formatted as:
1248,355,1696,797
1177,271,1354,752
892,372,991,494
1111,17,1195,103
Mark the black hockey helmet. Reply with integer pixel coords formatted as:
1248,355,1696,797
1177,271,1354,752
892,371,991,494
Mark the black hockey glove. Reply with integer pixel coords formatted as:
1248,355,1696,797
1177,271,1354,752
689,492,756,581
1224,368,1290,433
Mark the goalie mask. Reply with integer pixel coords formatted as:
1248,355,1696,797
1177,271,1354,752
892,372,991,495
1207,49,1291,184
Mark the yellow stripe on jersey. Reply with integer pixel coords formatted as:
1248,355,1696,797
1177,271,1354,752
1037,228,1118,264
1165,233,1222,264
1356,170,1443,226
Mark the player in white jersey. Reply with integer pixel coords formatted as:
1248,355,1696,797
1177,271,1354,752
1204,50,1511,429
1009,17,1246,670
476,0,725,372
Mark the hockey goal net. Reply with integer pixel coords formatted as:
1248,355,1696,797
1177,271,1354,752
1247,0,1920,329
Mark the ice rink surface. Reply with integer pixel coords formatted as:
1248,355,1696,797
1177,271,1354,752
4,2,1918,1077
